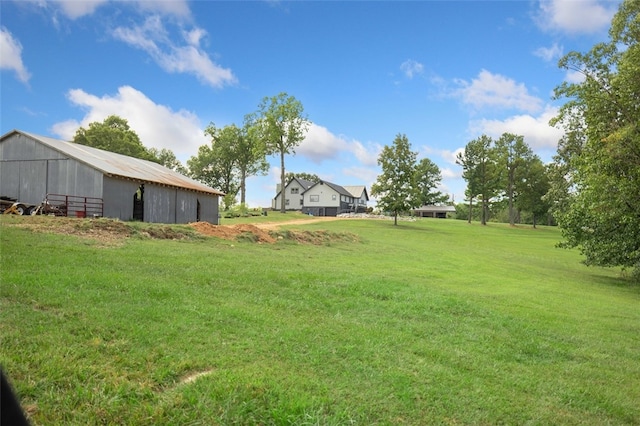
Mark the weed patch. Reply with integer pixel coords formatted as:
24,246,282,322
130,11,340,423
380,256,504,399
271,229,360,245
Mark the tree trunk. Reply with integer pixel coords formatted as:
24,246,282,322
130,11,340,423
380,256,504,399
508,181,515,226
394,211,398,226
279,146,286,213
240,169,247,205
481,195,487,225
468,197,473,223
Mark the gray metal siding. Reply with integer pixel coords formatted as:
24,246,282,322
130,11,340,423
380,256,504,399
1,133,103,203
102,177,220,224
0,161,20,201
46,158,103,198
102,177,139,221
145,186,175,224
198,195,219,224
19,160,48,203
175,191,198,224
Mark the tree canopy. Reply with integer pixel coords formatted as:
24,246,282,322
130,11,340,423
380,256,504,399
414,158,447,206
285,172,320,184
72,115,155,161
73,115,186,172
456,135,499,225
551,0,640,280
494,133,534,226
187,123,240,208
251,92,309,213
236,120,269,205
148,147,187,174
371,134,419,225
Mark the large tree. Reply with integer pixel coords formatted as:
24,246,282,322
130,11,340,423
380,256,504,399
187,123,240,207
515,156,550,228
148,147,187,174
551,0,640,279
457,135,498,225
414,157,447,206
252,92,310,213
494,133,533,226
236,120,270,205
371,134,419,226
456,141,481,223
73,115,154,161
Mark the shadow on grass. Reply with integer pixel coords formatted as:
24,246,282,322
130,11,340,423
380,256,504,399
588,270,640,291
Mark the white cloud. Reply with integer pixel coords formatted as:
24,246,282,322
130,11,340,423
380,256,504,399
468,105,564,150
51,0,109,19
440,167,460,180
111,18,231,87
112,16,236,88
342,166,379,185
438,147,465,165
298,123,380,166
50,86,208,161
535,0,618,34
533,42,563,62
400,59,424,79
136,1,191,19
297,123,347,162
0,27,31,84
565,69,586,84
48,0,190,20
454,69,543,113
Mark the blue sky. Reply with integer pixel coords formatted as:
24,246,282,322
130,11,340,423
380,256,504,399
1,0,620,208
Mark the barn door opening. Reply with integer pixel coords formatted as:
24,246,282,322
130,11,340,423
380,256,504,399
196,199,201,222
133,184,144,221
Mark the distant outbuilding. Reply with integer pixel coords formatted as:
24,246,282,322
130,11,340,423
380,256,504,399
0,130,224,224
412,205,456,218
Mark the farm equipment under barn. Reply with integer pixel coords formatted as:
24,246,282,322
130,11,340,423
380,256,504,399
1,194,103,218
0,196,37,215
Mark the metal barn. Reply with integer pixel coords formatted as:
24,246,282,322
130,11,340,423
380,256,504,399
0,130,223,224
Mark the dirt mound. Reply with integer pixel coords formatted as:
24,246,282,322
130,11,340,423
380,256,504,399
189,222,276,243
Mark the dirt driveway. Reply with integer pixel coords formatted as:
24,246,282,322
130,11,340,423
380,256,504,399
254,216,342,230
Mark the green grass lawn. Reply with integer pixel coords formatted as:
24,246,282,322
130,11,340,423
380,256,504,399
1,216,639,425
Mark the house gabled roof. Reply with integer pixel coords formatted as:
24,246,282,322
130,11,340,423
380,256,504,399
296,178,316,191
343,185,369,201
304,180,353,197
2,129,224,196
273,177,316,199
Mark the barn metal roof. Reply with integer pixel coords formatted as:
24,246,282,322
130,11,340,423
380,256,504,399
5,130,224,196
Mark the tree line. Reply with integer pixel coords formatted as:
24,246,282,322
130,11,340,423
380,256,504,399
372,0,638,280
455,133,550,228
72,92,309,213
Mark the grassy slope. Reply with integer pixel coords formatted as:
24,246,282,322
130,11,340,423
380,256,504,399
1,217,639,425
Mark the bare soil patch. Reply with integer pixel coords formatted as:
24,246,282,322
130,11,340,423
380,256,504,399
189,222,276,243
2,215,358,246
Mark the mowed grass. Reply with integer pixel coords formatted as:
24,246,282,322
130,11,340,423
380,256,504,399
1,216,639,425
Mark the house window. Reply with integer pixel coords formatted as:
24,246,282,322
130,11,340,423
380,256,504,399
310,195,319,202
285,199,290,205
291,188,299,194
300,199,304,205
332,194,336,200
